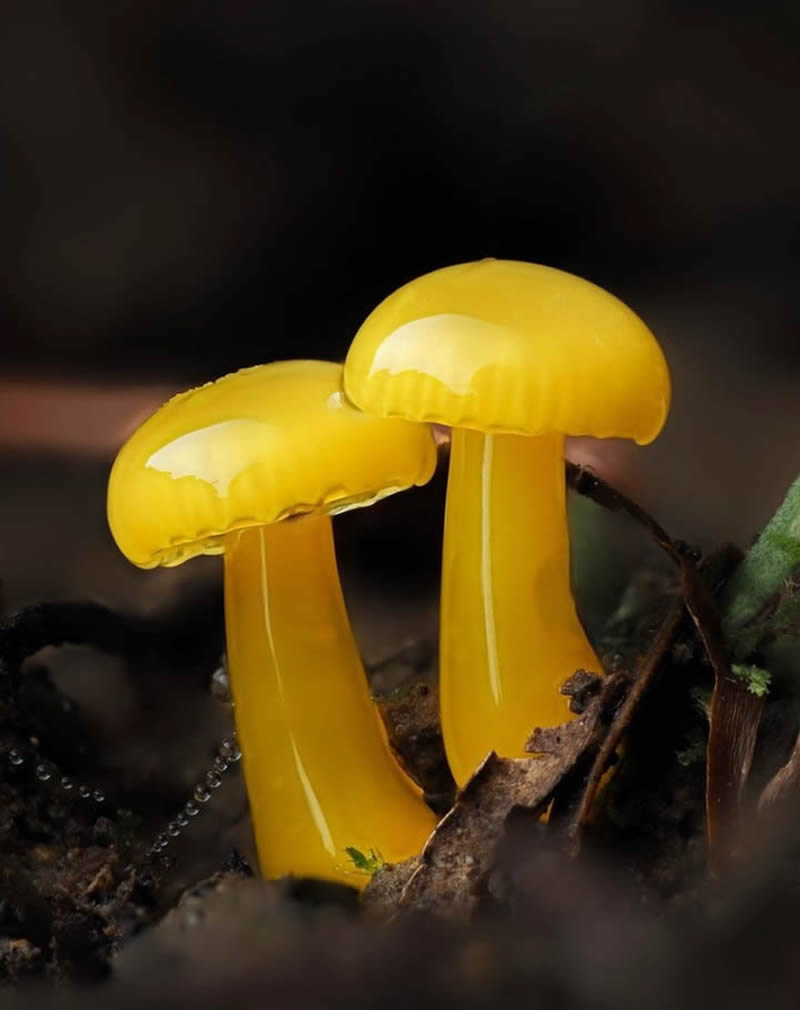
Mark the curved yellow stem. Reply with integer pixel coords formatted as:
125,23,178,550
440,429,602,786
223,516,436,886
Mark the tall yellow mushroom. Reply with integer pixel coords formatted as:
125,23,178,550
108,360,437,886
344,260,670,786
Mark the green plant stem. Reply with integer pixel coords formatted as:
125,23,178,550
722,474,800,660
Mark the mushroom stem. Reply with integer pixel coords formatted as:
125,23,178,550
223,515,436,886
440,428,602,785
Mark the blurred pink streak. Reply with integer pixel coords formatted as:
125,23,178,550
0,379,175,455
433,426,627,485
0,384,629,485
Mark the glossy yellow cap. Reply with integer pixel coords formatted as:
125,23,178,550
344,259,670,443
108,360,437,568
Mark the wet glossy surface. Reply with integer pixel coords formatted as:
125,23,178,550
344,259,670,442
344,260,668,784
440,429,602,785
108,360,436,568
224,517,436,885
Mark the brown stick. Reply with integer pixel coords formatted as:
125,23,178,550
566,462,682,564
568,598,685,854
567,462,757,873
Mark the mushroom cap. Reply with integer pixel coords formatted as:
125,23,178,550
344,260,670,444
108,360,437,569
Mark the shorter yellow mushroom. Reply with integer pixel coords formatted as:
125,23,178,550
107,360,438,887
345,260,671,786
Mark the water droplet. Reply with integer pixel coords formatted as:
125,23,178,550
211,665,231,702
93,790,105,803
35,763,51,781
219,737,241,762
79,785,91,799
176,812,189,828
205,770,222,790
184,801,200,817
9,749,23,766
167,821,180,838
213,755,228,773
61,776,73,791
193,784,211,803
155,833,169,849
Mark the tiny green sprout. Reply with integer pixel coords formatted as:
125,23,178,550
731,663,771,698
345,846,385,876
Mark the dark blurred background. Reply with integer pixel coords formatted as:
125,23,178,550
0,0,798,636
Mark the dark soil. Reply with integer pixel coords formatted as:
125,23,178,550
1,564,799,1008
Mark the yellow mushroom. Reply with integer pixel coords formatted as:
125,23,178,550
344,260,671,786
107,360,438,886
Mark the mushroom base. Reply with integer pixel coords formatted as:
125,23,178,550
440,428,602,786
223,516,436,887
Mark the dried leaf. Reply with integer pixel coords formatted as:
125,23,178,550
398,700,605,921
706,675,763,874
683,551,763,877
